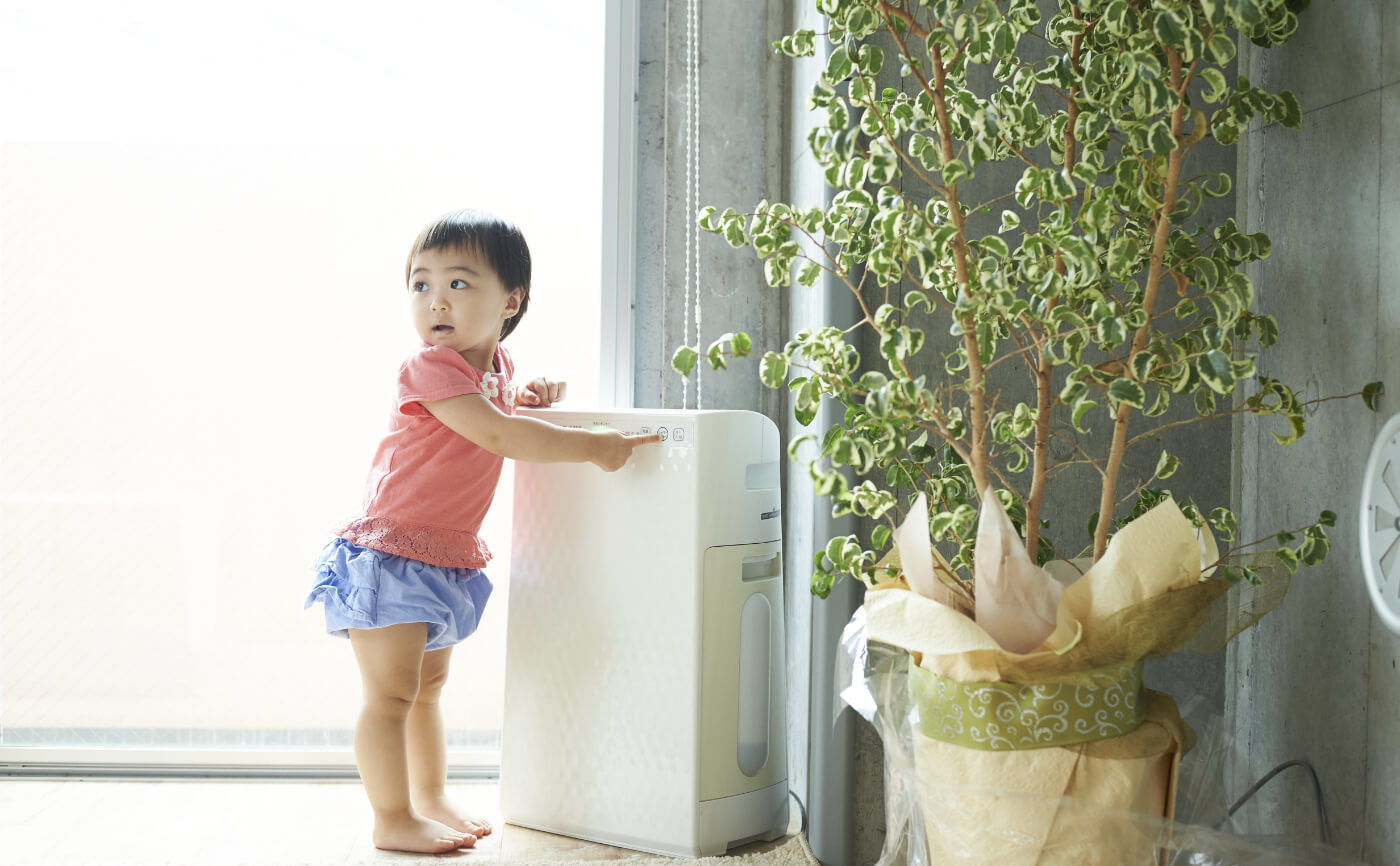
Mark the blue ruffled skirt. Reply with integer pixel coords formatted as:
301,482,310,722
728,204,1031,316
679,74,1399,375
306,538,493,652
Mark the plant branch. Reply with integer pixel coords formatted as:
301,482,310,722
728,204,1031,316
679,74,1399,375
1126,389,1369,447
851,61,949,197
967,189,1024,215
755,211,878,328
900,261,957,313
876,1,927,39
1205,521,1321,573
875,1,990,498
1094,46,1186,561
1027,13,1084,562
931,46,990,497
1046,454,1110,479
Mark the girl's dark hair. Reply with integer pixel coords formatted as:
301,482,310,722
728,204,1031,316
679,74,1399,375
405,209,532,340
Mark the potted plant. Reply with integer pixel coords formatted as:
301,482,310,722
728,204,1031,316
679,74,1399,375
672,0,1381,861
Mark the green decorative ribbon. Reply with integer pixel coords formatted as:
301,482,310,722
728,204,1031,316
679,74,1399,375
911,660,1148,751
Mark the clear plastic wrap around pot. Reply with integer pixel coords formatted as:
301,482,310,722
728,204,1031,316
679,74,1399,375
836,612,1365,866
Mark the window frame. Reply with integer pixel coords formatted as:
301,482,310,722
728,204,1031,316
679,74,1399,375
600,0,640,411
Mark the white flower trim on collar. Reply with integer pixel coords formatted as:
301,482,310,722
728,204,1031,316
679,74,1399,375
480,371,500,399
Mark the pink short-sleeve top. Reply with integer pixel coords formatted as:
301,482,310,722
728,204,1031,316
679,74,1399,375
335,343,516,568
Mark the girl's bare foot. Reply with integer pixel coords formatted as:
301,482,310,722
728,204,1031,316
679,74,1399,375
373,811,477,853
415,795,494,839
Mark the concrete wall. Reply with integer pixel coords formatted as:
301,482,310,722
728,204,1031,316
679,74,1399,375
633,0,787,421
1227,2,1400,862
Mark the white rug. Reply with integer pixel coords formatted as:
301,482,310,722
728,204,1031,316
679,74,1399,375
489,835,819,866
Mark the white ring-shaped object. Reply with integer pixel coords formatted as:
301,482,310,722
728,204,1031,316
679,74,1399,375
1359,413,1400,635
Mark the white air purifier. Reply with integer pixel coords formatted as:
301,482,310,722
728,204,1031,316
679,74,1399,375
500,408,788,857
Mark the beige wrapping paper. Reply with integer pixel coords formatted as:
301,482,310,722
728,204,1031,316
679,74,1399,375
973,493,1064,653
908,690,1188,865
867,497,1221,865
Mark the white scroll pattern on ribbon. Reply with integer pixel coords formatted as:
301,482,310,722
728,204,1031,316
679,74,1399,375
917,662,1145,751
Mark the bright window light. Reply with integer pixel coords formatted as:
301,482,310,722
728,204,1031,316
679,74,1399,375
0,0,604,763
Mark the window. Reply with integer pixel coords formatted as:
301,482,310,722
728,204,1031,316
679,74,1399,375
0,0,606,769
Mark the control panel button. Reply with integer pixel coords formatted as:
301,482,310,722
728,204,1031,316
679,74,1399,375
657,426,669,442
673,427,686,443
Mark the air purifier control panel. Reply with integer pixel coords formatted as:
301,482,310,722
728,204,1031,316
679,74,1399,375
636,422,691,446
549,417,695,448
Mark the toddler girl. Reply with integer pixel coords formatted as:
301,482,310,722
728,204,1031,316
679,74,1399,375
307,209,660,854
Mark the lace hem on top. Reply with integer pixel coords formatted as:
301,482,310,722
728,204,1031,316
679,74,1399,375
335,515,493,569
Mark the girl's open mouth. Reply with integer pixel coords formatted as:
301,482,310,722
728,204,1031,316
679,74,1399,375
432,324,454,333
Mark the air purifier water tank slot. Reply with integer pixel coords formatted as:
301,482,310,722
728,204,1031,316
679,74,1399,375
699,539,786,802
737,591,771,776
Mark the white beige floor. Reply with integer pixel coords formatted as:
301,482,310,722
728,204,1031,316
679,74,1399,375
0,779,797,866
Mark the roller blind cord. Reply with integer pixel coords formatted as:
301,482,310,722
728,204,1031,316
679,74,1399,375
681,0,701,411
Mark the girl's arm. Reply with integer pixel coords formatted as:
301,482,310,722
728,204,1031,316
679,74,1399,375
420,394,659,471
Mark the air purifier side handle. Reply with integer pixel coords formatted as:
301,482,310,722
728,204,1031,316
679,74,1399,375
741,551,781,581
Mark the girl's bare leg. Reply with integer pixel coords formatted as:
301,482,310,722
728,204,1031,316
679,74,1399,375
349,624,476,853
408,646,494,837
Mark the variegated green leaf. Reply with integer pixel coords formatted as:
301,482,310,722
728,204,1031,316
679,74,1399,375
671,345,698,377
759,352,787,388
1199,349,1236,394
1155,450,1180,479
1108,378,1146,409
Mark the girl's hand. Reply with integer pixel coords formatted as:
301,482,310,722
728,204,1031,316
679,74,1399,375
519,377,567,407
590,430,664,472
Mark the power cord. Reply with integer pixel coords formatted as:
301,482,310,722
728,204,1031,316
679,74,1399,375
1225,759,1330,846
789,789,809,835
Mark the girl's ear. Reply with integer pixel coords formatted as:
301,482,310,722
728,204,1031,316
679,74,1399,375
504,287,525,318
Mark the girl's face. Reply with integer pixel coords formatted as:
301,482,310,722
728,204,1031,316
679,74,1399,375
408,245,523,371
